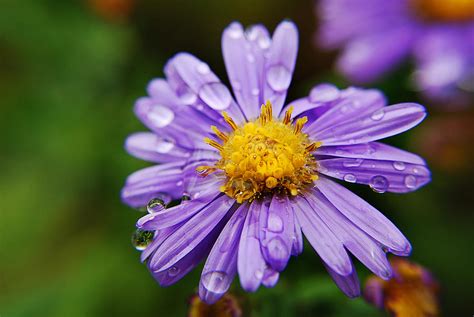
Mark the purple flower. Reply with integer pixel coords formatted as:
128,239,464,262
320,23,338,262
317,0,474,107
122,20,431,304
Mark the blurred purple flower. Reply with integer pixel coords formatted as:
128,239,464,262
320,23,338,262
122,20,431,304
317,0,474,107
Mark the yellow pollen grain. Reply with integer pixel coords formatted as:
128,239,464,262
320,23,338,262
197,101,322,203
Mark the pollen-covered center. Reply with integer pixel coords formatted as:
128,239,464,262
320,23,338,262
411,0,474,22
197,101,321,203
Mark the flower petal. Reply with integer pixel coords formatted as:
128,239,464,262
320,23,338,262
262,267,279,288
317,157,430,193
264,20,298,115
222,22,270,120
316,177,411,255
315,142,426,165
305,189,393,279
238,201,266,292
291,211,304,256
313,103,426,146
125,132,191,163
293,196,352,276
148,195,235,272
199,204,248,304
325,261,360,298
259,195,294,272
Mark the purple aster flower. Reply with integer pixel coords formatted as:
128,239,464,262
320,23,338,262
317,0,474,107
122,20,431,304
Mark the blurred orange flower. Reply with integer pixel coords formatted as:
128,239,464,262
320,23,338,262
88,0,135,22
188,293,242,317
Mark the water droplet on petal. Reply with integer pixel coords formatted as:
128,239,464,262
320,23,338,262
251,88,260,96
371,109,385,121
182,194,191,202
232,80,242,92
404,175,417,189
131,229,154,251
266,237,289,261
155,139,174,153
178,87,197,105
258,37,271,49
369,175,389,193
254,269,264,280
196,62,210,75
168,266,180,277
343,174,357,183
309,84,340,103
199,82,232,110
267,213,284,233
343,158,364,168
246,53,255,63
148,105,174,128
393,161,406,171
227,23,243,39
266,65,291,92
201,271,230,293
147,198,166,213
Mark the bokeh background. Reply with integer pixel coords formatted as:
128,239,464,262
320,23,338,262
1,0,473,316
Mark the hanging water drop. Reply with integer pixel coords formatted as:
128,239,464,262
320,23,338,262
371,109,385,121
393,161,406,171
147,198,166,213
369,175,389,193
131,229,154,251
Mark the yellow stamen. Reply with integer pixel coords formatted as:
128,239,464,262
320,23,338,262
294,116,308,134
211,125,228,142
204,137,223,152
222,111,238,130
282,106,294,125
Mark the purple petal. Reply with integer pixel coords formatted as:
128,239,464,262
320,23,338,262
262,267,279,288
305,88,385,136
313,103,426,146
141,225,180,262
199,204,248,304
363,277,385,309
317,157,430,193
291,212,304,256
137,194,220,231
337,25,416,83
125,132,191,163
264,20,298,115
305,189,392,279
325,261,360,298
315,142,426,165
259,195,293,272
316,177,411,255
238,201,266,292
148,195,235,272
293,197,352,276
222,22,270,120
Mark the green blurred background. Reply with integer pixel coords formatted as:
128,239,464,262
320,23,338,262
1,0,473,316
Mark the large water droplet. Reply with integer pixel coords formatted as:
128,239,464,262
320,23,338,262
199,82,232,110
266,65,291,92
196,62,210,75
131,229,154,251
369,175,389,193
201,271,230,293
343,158,364,168
393,161,406,171
343,174,357,183
147,198,166,213
404,175,417,189
371,109,385,121
309,84,340,103
148,105,174,128
266,237,289,261
267,212,284,233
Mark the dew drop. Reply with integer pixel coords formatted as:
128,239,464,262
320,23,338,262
393,161,406,171
227,23,243,39
266,65,291,92
147,198,166,213
131,229,154,251
201,271,230,293
343,174,357,183
177,87,197,105
251,88,260,96
404,175,417,189
369,175,389,193
198,82,232,110
148,105,174,128
168,266,180,277
246,53,255,63
258,37,271,49
196,62,210,75
182,194,191,202
155,139,174,153
267,213,284,233
371,109,385,121
343,158,364,168
176,180,183,187
255,269,264,280
309,84,340,103
266,237,289,261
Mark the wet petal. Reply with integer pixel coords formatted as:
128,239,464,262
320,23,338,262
264,20,298,115
291,212,304,256
259,195,293,271
316,177,411,255
325,261,360,298
238,201,266,292
262,267,279,288
313,103,426,146
305,189,393,279
125,132,191,163
199,204,248,304
148,195,235,272
293,196,352,276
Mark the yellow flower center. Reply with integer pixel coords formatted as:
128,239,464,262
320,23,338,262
411,0,474,22
197,101,320,203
